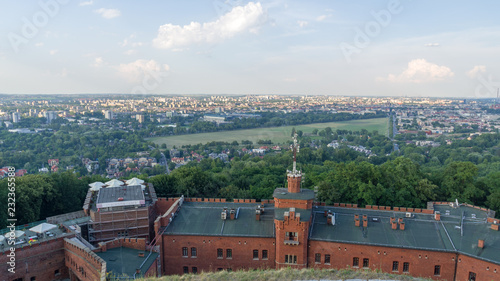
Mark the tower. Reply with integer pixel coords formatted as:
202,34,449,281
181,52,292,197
273,133,314,269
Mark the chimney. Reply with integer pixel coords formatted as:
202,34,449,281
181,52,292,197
399,222,405,231
256,206,261,221
363,218,368,228
324,210,328,217
363,214,368,221
355,218,360,227
398,217,403,223
327,215,332,225
354,214,359,220
391,221,398,230
491,224,499,231
390,217,395,224
478,240,484,248
434,211,441,221
230,208,235,220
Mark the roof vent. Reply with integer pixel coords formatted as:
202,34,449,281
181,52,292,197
117,197,124,201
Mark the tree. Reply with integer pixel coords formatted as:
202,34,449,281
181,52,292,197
441,161,482,203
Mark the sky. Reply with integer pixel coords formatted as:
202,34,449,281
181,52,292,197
1,0,500,98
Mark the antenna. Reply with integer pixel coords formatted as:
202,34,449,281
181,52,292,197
291,133,300,173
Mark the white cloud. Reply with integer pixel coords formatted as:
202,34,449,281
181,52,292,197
153,2,266,49
424,43,440,47
123,49,137,55
117,59,169,83
316,15,328,22
297,20,308,28
92,57,105,67
79,1,93,6
94,8,121,19
49,49,58,55
35,42,44,47
467,65,486,79
382,59,454,83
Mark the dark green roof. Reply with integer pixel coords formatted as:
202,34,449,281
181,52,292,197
274,207,312,222
96,247,158,278
273,188,315,200
310,204,500,264
163,202,275,237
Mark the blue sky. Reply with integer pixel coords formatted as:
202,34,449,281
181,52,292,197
1,0,499,97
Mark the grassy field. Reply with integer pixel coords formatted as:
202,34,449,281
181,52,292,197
140,267,430,281
149,118,388,148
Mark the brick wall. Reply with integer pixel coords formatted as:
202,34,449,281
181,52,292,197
0,236,70,281
162,235,275,275
456,254,500,281
274,198,314,209
64,238,106,281
96,237,147,252
308,241,456,281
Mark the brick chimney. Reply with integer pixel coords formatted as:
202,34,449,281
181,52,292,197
398,217,403,223
390,217,395,224
327,215,332,225
391,221,398,230
230,208,235,220
355,218,360,227
491,224,499,231
478,239,484,248
434,211,441,221
399,222,405,230
98,242,107,252
363,218,368,228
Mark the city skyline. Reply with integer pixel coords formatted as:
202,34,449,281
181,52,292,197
1,0,500,97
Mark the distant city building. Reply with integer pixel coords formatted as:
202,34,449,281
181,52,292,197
44,111,57,123
4,121,13,128
136,114,145,123
104,110,113,119
12,112,20,123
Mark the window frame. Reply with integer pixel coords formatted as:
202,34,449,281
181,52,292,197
353,257,359,267
182,247,188,257
192,267,197,274
183,266,189,274
217,248,223,259
262,250,268,260
324,254,331,264
434,265,441,276
315,253,321,263
191,247,197,257
403,262,410,273
226,249,232,259
392,261,399,272
253,249,259,260
363,258,369,268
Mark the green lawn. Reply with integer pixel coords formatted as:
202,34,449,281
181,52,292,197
149,118,388,148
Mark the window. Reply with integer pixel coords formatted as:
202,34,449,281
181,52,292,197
183,266,189,274
54,270,60,276
325,254,331,264
30,277,36,281
217,268,223,271
13,279,23,281
182,247,188,257
285,255,297,264
262,250,268,260
226,249,232,259
285,231,299,242
363,258,369,268
434,265,441,276
315,253,321,263
253,249,259,259
353,257,359,267
217,248,223,259
227,268,232,272
191,247,197,257
392,261,399,272
468,272,476,281
192,267,197,274
403,262,410,273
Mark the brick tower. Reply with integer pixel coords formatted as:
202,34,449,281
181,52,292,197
273,133,314,269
